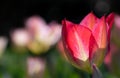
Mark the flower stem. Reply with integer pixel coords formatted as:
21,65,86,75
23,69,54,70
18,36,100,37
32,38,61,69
92,64,103,78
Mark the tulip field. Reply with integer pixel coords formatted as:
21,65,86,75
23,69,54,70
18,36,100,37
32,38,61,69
0,0,120,78
0,12,119,78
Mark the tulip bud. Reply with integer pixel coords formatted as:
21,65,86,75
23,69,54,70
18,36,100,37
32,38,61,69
62,12,114,73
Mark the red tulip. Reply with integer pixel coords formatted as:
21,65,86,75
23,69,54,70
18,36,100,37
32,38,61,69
62,12,114,72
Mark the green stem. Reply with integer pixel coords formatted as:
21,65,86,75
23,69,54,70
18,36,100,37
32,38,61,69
92,64,103,78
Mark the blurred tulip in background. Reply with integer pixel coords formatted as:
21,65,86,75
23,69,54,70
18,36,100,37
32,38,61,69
11,28,31,47
27,57,46,78
114,14,120,29
10,28,31,53
25,16,62,54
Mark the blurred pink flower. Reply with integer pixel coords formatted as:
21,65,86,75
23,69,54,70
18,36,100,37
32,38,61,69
27,57,46,78
48,21,62,45
11,28,31,47
114,14,120,29
25,16,49,37
25,16,62,54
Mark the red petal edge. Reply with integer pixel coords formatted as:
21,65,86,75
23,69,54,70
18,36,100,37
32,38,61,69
80,12,99,30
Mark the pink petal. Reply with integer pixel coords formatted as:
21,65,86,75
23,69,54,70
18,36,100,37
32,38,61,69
62,19,92,61
89,34,98,60
80,12,99,30
106,13,114,51
106,13,114,29
92,16,107,48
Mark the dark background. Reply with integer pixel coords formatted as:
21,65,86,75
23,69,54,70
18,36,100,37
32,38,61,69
0,0,119,36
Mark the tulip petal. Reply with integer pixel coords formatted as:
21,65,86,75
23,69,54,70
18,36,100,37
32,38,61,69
92,16,107,48
80,12,98,30
89,34,98,60
106,13,114,29
62,19,92,61
106,13,114,51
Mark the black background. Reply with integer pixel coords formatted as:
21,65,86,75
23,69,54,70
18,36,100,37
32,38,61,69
0,0,119,36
